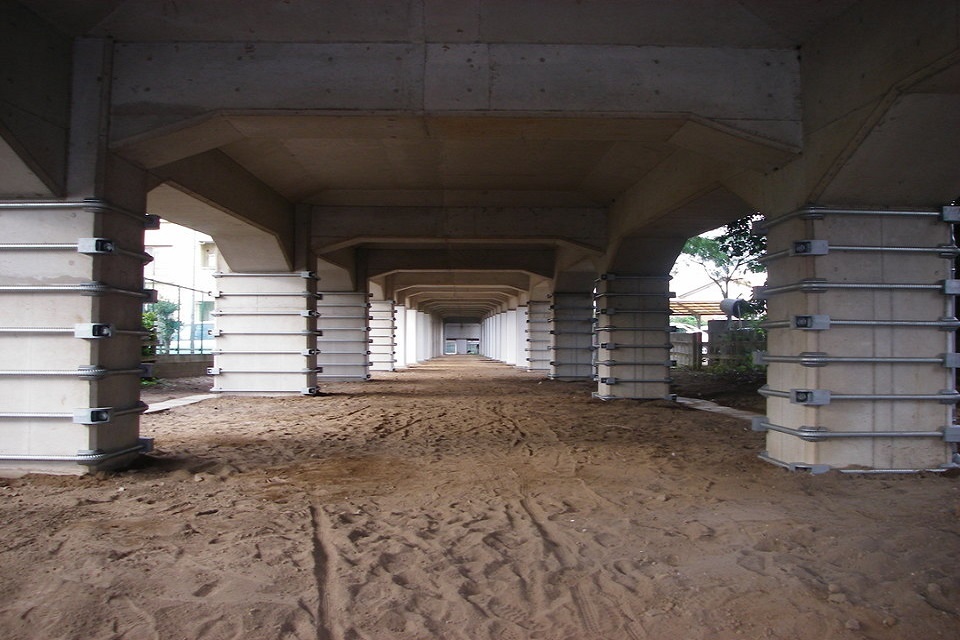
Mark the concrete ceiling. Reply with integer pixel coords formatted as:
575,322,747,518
220,115,681,208
15,0,871,319
21,1,859,48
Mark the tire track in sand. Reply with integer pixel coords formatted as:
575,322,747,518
309,504,339,640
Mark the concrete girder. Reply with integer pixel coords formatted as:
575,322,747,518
0,2,71,197
19,0,857,49
404,289,517,317
107,42,800,144
603,185,757,279
0,134,55,198
396,286,526,315
147,184,292,273
734,0,960,215
816,93,960,206
362,247,556,280
311,206,606,255
119,114,686,206
381,272,536,303
148,151,294,272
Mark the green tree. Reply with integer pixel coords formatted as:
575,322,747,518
143,300,182,354
676,213,766,299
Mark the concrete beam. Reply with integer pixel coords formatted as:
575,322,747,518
0,2,71,196
801,0,959,136
147,184,291,273
150,150,294,271
109,42,800,146
738,0,960,214
312,206,606,254
383,271,534,298
816,93,960,206
603,185,755,276
405,289,517,316
608,149,749,241
395,285,525,310
0,133,53,197
362,247,556,279
26,1,846,49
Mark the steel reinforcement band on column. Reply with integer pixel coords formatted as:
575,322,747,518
755,203,959,472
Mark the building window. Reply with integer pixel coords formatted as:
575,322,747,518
199,242,218,269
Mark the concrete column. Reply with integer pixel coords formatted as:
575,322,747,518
486,314,497,359
0,200,152,474
394,304,407,368
526,300,552,371
210,271,320,395
488,315,496,358
594,274,674,400
756,205,960,472
0,38,154,474
417,311,429,362
515,305,529,367
317,292,370,381
368,299,395,372
405,308,418,364
503,310,518,365
549,292,595,380
432,314,443,357
480,316,491,357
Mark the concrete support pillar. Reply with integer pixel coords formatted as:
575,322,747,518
485,315,494,358
432,314,443,357
503,309,519,365
394,304,408,368
594,274,674,400
549,292,595,380
368,299,395,372
756,205,960,472
526,300,552,371
482,315,492,358
317,292,371,381
485,314,497,359
210,271,320,395
0,200,153,474
417,311,429,362
515,306,529,368
405,308,418,364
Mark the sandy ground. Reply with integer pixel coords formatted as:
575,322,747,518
1,356,959,640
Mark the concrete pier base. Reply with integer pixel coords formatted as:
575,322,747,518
369,300,396,372
210,271,320,395
549,292,595,381
526,300,552,372
593,275,674,400
757,206,959,472
0,200,150,474
317,292,371,381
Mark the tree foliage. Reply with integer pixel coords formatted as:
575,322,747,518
716,214,766,273
677,213,766,299
143,300,182,353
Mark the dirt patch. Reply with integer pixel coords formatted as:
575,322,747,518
141,375,214,404
672,368,767,414
1,357,957,639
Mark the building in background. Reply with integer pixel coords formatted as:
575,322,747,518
144,221,218,353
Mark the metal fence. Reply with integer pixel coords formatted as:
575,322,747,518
144,278,215,354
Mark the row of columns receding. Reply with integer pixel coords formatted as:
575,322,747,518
1,200,958,474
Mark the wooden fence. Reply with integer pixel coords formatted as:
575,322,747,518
670,332,704,369
705,320,765,368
